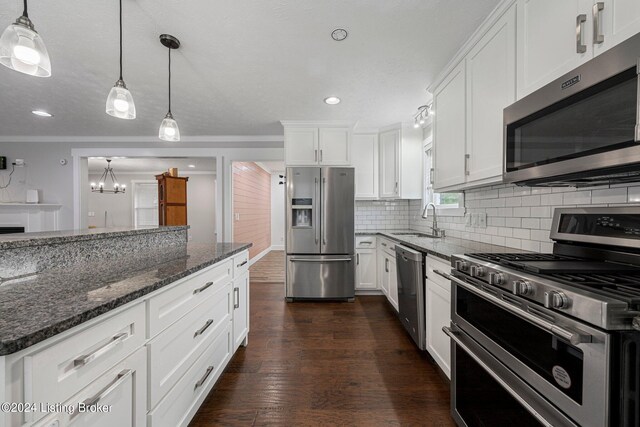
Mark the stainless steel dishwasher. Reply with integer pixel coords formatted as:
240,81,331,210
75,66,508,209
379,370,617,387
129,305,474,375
395,244,425,350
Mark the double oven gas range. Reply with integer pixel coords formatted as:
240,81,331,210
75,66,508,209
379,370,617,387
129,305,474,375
436,207,640,427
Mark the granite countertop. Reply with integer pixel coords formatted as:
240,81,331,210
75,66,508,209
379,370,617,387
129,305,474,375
0,226,189,250
356,230,527,262
0,242,250,355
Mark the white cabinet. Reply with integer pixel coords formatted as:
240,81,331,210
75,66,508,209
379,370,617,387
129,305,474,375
388,258,398,311
356,249,377,290
424,255,452,379
433,60,467,189
352,133,379,199
284,127,319,165
466,4,516,183
283,123,351,166
517,0,593,98
377,238,398,311
233,271,249,352
595,0,640,56
433,4,516,191
378,250,389,296
379,125,422,199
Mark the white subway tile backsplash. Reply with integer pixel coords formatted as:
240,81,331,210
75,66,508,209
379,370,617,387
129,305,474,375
591,188,627,204
563,191,591,205
521,218,540,229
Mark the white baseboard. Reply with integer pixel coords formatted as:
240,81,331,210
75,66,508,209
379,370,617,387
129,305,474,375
270,245,284,251
249,247,271,267
355,289,384,296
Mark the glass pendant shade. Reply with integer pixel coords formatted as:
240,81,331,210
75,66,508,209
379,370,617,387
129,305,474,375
106,79,136,119
159,112,180,142
0,17,51,77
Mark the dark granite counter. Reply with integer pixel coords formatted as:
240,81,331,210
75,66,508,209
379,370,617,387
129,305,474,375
357,230,527,262
0,242,251,356
0,226,189,250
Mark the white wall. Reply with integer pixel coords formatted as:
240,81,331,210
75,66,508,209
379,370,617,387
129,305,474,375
186,174,217,243
270,173,285,250
0,139,283,240
87,173,137,228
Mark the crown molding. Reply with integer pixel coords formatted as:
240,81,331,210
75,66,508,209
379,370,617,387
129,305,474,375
280,120,356,129
0,135,284,144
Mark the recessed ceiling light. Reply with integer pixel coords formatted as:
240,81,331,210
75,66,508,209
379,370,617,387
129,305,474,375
331,29,348,41
32,110,52,117
188,164,195,168
324,96,341,105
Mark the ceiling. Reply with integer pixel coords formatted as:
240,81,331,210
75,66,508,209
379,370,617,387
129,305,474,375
0,0,500,138
88,157,216,174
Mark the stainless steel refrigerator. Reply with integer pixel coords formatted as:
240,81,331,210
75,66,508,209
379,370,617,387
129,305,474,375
285,167,355,300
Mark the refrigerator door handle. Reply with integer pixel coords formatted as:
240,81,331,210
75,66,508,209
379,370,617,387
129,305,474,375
322,177,327,246
315,177,319,245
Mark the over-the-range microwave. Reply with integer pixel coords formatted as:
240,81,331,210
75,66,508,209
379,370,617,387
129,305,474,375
503,31,640,187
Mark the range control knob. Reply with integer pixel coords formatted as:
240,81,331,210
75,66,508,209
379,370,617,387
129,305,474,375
488,272,505,285
470,266,485,277
545,291,570,309
455,260,468,271
512,280,533,296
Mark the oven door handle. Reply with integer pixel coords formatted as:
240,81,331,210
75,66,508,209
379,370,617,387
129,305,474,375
443,326,554,427
434,269,592,346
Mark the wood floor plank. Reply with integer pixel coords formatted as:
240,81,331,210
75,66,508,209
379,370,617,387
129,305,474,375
189,277,455,426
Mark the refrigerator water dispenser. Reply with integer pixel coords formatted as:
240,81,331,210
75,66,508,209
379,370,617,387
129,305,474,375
292,198,312,228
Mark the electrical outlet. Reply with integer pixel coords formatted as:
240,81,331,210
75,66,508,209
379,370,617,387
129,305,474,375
13,159,24,167
88,211,95,217
477,212,487,228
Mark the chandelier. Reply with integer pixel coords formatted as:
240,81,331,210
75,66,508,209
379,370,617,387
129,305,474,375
91,159,126,194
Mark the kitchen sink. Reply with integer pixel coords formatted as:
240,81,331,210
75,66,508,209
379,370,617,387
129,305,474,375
391,232,442,239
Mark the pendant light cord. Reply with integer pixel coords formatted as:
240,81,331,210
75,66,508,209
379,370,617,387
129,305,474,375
168,47,172,114
119,0,123,80
22,0,28,17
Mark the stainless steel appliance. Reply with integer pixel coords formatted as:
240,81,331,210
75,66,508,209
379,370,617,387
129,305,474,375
504,31,640,187
285,167,355,300
396,244,425,350
438,207,640,427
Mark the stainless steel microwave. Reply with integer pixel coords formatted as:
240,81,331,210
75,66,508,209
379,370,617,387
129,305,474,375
503,32,640,187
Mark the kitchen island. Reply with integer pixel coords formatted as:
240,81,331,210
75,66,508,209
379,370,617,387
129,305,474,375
0,227,251,427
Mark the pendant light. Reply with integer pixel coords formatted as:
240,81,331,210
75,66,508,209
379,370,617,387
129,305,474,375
106,0,135,119
0,0,51,77
158,34,180,142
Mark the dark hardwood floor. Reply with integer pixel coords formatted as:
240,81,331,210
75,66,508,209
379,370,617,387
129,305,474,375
249,251,285,283
190,281,455,426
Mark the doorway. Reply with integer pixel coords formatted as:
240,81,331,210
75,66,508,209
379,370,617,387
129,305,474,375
86,157,217,243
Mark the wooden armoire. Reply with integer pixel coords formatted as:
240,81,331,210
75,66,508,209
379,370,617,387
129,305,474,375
156,173,189,226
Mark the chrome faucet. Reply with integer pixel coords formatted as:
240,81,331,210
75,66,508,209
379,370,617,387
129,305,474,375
421,203,445,238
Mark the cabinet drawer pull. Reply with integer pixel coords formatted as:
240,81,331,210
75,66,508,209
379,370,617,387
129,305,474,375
359,241,372,245
82,369,132,408
356,253,360,265
193,281,214,295
234,287,240,309
593,2,604,44
194,319,214,338
73,332,128,367
195,366,214,390
576,14,587,53
381,242,387,247
237,260,248,268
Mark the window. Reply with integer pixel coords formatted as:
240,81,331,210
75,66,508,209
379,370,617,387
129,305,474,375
423,142,465,216
132,181,159,227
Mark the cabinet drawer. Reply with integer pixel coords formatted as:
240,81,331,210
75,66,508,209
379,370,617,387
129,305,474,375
148,323,232,427
148,282,232,409
356,235,376,249
32,347,147,427
232,250,249,278
24,303,145,414
425,255,451,290
147,259,232,338
379,238,396,256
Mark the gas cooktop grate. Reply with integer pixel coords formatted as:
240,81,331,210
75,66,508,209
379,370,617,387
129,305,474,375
468,253,574,263
550,273,640,306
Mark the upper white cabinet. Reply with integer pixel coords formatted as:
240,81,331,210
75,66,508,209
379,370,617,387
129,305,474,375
352,133,379,199
433,61,467,190
466,4,516,183
379,125,422,199
432,3,516,192
283,122,351,166
594,0,640,56
517,0,593,98
517,0,640,98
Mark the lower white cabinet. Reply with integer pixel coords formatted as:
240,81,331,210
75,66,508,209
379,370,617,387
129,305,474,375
1,249,250,427
425,255,452,378
232,271,250,352
32,347,147,427
377,238,398,311
356,249,377,290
